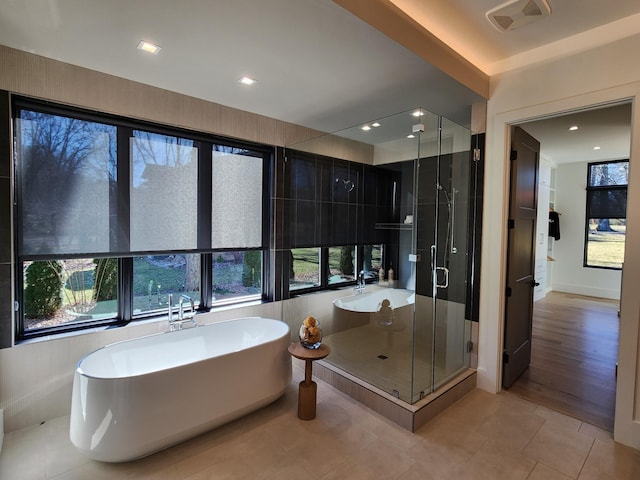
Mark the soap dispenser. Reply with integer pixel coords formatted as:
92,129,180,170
378,266,385,283
388,264,395,284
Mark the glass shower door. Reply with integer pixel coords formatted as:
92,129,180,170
412,115,472,401
432,117,472,388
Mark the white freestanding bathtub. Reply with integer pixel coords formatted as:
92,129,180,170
70,317,291,462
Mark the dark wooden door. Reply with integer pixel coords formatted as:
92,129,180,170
503,126,540,388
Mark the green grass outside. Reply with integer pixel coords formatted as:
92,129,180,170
586,230,625,269
26,255,260,329
290,246,382,287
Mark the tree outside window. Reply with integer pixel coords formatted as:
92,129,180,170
584,160,628,269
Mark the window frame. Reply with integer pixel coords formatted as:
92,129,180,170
13,97,272,340
287,244,383,296
583,159,628,270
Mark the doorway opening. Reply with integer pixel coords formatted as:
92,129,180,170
504,102,632,431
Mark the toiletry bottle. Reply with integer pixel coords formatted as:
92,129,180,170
378,267,385,283
388,264,394,283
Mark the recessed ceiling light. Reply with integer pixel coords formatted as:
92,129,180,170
593,146,601,150
412,110,424,117
137,40,161,55
407,134,416,139
371,122,381,128
239,76,257,86
569,125,579,131
361,125,371,131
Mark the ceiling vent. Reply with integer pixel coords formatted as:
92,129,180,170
486,0,551,32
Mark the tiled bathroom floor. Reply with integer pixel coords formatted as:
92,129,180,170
1,360,639,480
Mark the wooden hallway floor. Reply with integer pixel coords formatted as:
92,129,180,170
507,291,619,431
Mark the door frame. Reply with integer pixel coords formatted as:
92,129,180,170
477,84,640,449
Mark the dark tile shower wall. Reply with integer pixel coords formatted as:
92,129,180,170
281,150,395,250
374,160,414,280
278,147,487,307
415,136,484,321
0,91,12,347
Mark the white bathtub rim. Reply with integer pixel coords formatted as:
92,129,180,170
75,316,290,380
333,288,415,313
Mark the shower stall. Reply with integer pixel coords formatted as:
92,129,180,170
283,107,480,409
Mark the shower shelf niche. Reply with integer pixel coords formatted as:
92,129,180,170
375,222,413,230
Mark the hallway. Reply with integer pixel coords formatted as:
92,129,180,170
507,292,619,431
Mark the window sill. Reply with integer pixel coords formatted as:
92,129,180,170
14,297,270,347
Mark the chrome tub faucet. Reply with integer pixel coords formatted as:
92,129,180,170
168,293,198,331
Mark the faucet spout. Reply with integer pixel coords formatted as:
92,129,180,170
168,293,197,331
178,294,195,321
355,270,366,294
167,293,174,323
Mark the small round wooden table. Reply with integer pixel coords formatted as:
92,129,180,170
288,342,330,420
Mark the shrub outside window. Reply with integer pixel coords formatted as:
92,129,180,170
584,160,628,269
212,250,262,304
328,246,355,285
363,244,383,277
23,258,118,332
290,248,321,291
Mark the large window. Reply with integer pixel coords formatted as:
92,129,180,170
289,244,383,293
584,160,628,269
14,99,270,338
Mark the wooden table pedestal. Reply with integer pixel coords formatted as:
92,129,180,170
287,342,330,420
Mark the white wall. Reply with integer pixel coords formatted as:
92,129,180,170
480,33,640,449
533,155,552,302
552,161,622,299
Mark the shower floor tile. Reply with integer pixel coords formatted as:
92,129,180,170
323,324,442,402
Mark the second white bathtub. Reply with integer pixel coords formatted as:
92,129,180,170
333,288,415,312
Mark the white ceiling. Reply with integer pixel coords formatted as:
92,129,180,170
520,103,632,165
0,0,483,133
0,0,637,161
390,0,640,75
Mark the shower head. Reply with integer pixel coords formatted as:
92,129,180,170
336,177,355,192
436,183,451,205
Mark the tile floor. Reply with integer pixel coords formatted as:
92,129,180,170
1,360,639,480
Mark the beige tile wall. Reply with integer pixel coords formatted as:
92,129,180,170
0,45,372,161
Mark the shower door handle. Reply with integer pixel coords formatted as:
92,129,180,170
450,188,457,254
435,266,449,289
